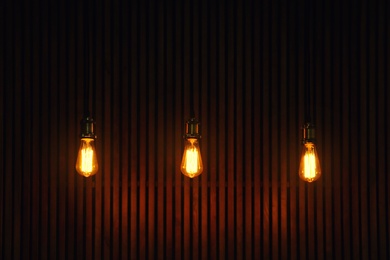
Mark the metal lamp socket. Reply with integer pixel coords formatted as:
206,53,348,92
184,118,201,139
302,122,315,143
80,116,97,139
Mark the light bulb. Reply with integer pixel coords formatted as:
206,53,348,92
181,138,203,178
76,115,98,177
299,142,321,182
76,138,98,177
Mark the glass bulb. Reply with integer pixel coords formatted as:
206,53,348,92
299,142,321,182
181,138,203,178
75,138,98,177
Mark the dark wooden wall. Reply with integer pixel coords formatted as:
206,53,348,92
1,0,389,259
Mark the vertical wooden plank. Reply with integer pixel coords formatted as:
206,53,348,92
110,1,122,259
309,3,318,254
285,81,294,260
76,3,88,258
85,0,94,242
279,0,288,258
311,5,317,260
314,1,325,258
3,1,14,258
349,43,361,260
331,0,342,258
304,2,313,256
41,0,50,256
84,1,94,254
147,0,156,256
157,0,166,256
128,2,141,254
49,0,59,258
304,1,314,257
262,0,271,258
340,1,351,258
81,5,88,259
9,4,16,256
226,0,235,258
376,0,387,258
119,0,129,258
253,0,262,257
0,0,7,254
59,1,68,259
243,0,253,258
83,11,93,258
173,0,183,257
373,0,384,250
312,1,323,259
208,1,218,258
270,0,280,258
242,2,253,258
65,0,76,258
0,0,4,252
129,0,138,258
297,0,306,257
191,0,200,258
349,0,360,258
138,0,147,257
235,0,244,258
199,0,209,258
152,1,159,259
358,0,369,258
193,27,200,260
217,0,227,258
322,0,333,257
33,0,48,258
164,1,173,257
93,0,104,258
111,0,120,257
288,0,299,258
31,0,42,256
103,0,112,257
182,0,191,258
75,1,84,259
12,0,22,257
20,0,33,256
57,0,68,257
368,1,378,258
71,4,81,259
386,1,390,256
77,4,85,258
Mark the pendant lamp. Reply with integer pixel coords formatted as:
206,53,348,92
75,0,98,177
298,0,321,182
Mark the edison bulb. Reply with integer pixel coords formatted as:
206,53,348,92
299,142,321,182
76,138,98,177
181,138,203,178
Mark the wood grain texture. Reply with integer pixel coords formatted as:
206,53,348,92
0,0,389,258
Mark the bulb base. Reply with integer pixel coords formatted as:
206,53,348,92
184,118,201,139
302,122,315,144
80,116,97,139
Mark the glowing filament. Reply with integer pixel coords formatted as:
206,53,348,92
76,138,98,177
185,147,200,174
181,138,203,178
80,146,94,174
299,142,321,182
303,152,316,179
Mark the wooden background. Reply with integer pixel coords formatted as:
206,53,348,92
1,0,389,259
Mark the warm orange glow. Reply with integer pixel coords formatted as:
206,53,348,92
181,138,203,178
299,142,321,182
75,138,98,177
